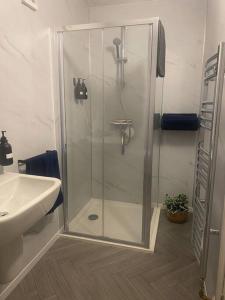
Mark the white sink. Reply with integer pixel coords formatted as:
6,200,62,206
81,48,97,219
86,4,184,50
0,172,61,283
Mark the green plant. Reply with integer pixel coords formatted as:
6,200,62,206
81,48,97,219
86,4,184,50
164,193,189,214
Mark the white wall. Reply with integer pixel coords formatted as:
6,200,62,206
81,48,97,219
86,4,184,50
89,0,206,204
0,0,88,296
202,0,225,297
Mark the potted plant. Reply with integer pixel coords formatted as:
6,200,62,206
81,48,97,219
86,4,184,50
164,193,189,223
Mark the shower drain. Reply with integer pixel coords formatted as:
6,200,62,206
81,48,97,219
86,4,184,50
88,214,99,221
0,211,8,217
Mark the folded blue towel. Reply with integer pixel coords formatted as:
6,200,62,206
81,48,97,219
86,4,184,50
19,150,63,214
161,113,199,131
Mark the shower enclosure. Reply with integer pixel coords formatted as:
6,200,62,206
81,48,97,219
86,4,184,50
57,18,163,249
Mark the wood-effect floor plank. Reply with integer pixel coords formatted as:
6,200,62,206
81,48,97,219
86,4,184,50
7,213,200,300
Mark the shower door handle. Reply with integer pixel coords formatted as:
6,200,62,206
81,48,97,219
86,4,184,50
121,133,125,155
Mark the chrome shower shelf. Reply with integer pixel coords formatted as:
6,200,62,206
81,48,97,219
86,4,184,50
111,119,133,126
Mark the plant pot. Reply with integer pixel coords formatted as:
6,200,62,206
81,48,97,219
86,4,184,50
167,211,188,224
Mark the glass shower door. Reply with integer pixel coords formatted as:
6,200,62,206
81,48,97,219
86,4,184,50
63,29,104,237
102,25,153,244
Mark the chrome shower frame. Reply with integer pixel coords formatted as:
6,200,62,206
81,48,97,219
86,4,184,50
56,18,160,250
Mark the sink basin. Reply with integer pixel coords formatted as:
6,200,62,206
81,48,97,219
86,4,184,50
0,172,61,283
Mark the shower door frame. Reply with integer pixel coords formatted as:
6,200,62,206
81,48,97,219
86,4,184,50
56,17,159,249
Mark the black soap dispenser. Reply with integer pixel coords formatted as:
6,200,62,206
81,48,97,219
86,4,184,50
82,79,88,100
75,78,83,100
0,131,13,166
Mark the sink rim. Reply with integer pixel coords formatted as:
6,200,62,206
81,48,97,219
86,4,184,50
0,172,61,223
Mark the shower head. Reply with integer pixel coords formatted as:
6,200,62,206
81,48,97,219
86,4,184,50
113,38,121,59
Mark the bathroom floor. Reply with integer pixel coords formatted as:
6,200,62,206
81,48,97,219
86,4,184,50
7,213,200,300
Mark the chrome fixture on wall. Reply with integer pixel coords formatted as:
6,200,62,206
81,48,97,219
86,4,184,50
111,119,134,155
113,27,127,88
113,38,121,60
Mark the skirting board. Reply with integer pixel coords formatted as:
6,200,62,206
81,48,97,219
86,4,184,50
0,230,61,300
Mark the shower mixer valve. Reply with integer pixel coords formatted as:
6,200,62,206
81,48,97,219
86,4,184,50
111,119,134,155
121,125,132,155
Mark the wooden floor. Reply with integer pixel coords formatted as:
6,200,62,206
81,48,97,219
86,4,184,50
7,213,200,300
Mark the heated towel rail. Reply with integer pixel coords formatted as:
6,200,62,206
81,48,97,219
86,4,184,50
192,42,225,297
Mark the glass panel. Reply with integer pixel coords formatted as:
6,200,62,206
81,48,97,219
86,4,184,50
63,30,104,236
103,25,152,244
